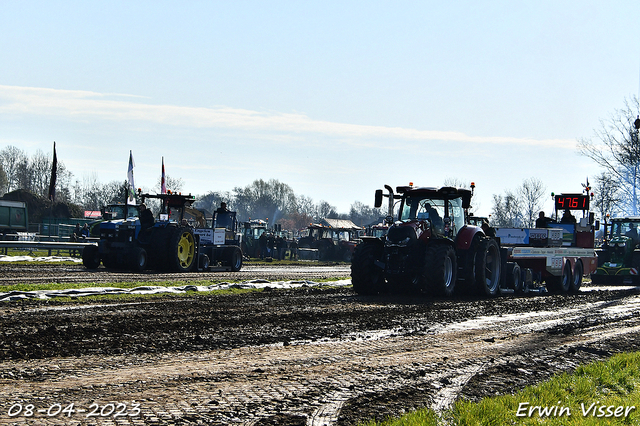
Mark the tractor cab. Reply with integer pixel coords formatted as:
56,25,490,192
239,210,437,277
610,218,640,246
140,192,196,225
375,184,474,243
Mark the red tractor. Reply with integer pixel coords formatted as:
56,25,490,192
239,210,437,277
351,184,501,296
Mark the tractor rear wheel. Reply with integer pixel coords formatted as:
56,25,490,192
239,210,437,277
82,245,100,269
475,238,501,296
423,244,457,297
167,227,196,272
351,242,385,295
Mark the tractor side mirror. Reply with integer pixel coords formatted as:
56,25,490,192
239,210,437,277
374,189,383,208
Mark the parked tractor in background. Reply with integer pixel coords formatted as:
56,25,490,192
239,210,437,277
82,191,243,272
0,200,28,239
591,217,640,284
241,219,268,258
298,219,363,262
351,184,501,296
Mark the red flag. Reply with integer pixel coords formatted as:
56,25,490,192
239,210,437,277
161,157,166,194
48,142,57,201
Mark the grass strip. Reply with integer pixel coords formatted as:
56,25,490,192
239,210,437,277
362,351,640,425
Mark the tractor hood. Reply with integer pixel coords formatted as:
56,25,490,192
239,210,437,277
386,220,431,245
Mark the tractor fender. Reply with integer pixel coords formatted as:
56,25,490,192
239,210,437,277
455,225,484,251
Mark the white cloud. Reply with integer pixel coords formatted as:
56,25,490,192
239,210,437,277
0,85,576,149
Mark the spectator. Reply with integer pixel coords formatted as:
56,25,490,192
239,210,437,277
560,209,576,224
139,203,155,231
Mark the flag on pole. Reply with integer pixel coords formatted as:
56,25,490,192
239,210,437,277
127,150,136,204
161,157,167,194
48,142,57,202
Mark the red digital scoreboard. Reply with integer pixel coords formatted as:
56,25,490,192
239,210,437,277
554,194,589,211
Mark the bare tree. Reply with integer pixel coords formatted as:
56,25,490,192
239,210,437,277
0,164,8,196
442,177,470,188
592,172,621,221
491,191,522,227
195,191,232,214
316,200,338,220
578,97,640,215
0,146,28,192
519,177,547,227
348,201,381,226
157,175,184,194
232,179,297,222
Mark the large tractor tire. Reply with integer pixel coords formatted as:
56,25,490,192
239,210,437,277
167,227,196,272
423,244,457,297
547,261,572,294
227,246,243,272
351,242,385,295
129,247,148,273
82,245,101,269
474,238,501,296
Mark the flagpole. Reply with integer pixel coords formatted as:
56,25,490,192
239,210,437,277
48,141,57,238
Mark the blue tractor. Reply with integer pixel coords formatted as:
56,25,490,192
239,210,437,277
82,192,243,273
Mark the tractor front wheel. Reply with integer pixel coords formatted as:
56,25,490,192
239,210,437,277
227,246,243,272
351,242,385,295
130,247,148,272
423,244,457,297
82,245,101,269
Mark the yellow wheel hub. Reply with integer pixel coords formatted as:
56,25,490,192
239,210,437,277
177,232,195,268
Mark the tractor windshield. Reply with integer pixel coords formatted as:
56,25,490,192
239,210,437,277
611,220,640,243
400,196,465,236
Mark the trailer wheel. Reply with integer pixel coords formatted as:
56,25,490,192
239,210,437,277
570,260,583,293
199,253,210,271
547,261,572,293
505,262,522,293
522,268,533,294
475,238,501,296
130,247,148,272
168,227,196,272
351,242,385,295
228,246,243,271
423,244,457,297
82,245,101,269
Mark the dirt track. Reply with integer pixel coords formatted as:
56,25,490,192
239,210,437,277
1,263,640,425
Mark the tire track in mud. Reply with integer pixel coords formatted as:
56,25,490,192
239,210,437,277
3,298,640,425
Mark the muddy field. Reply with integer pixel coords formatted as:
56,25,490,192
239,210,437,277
1,262,640,425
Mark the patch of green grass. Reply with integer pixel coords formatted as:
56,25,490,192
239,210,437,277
363,352,640,425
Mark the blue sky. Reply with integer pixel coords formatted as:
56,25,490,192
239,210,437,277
1,1,639,217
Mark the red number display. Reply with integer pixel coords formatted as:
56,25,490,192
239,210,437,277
554,194,589,211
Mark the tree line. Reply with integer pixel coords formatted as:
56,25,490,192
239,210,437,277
0,146,383,229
